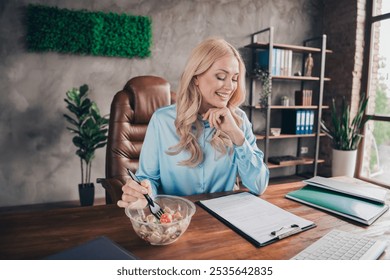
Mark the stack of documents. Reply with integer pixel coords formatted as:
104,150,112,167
285,176,389,225
198,192,315,247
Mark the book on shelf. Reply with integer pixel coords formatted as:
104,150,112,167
268,155,305,165
295,90,312,106
285,176,389,226
256,48,292,76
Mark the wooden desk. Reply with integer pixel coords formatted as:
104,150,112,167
1,181,389,260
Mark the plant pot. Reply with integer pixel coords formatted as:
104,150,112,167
78,183,95,206
332,149,357,177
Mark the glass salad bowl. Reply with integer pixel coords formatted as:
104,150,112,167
125,195,196,245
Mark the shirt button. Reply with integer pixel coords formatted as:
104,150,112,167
198,163,203,168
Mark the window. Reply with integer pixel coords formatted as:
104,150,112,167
359,0,390,187
373,0,390,15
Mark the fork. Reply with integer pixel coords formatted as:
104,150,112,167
126,168,164,220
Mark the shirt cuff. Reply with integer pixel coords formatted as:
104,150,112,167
233,138,252,161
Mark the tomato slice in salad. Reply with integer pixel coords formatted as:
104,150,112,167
159,213,172,224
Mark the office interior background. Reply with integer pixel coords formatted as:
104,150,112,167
0,0,389,208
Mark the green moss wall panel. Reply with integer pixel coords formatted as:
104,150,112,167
26,4,152,58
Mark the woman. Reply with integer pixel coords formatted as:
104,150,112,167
117,38,269,209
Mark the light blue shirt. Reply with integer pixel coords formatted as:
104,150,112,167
136,104,269,196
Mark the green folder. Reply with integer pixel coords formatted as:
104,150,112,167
286,185,389,225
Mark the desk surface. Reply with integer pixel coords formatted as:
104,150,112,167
1,181,389,260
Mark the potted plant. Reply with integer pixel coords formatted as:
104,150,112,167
321,93,371,177
252,68,271,109
64,84,109,206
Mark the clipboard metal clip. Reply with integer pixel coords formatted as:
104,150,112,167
271,224,302,240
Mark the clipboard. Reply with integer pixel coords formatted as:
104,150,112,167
197,192,315,247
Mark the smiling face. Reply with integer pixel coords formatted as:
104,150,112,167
195,54,239,114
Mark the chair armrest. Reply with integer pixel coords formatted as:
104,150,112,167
96,178,124,204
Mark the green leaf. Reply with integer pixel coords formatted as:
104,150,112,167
65,127,79,134
322,93,370,150
72,135,84,146
81,98,92,111
94,142,107,149
79,84,88,97
65,88,79,102
63,114,78,126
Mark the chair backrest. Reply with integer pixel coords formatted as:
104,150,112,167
105,75,175,185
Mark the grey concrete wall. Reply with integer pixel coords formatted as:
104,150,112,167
0,0,322,207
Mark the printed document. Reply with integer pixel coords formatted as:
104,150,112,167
198,192,315,246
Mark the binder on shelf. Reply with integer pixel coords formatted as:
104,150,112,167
281,110,302,134
298,110,303,134
272,48,277,75
294,109,315,134
276,49,292,76
275,48,281,75
256,48,293,77
301,110,306,134
309,110,314,134
285,176,389,226
197,192,315,247
285,50,293,76
280,49,285,76
304,110,310,134
276,49,293,76
256,50,269,70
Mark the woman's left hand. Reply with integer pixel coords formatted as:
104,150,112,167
203,107,245,146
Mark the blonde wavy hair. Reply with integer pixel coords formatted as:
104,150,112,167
167,38,247,167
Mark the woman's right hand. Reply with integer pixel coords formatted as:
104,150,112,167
117,179,152,209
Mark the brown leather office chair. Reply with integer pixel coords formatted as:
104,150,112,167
98,75,175,204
